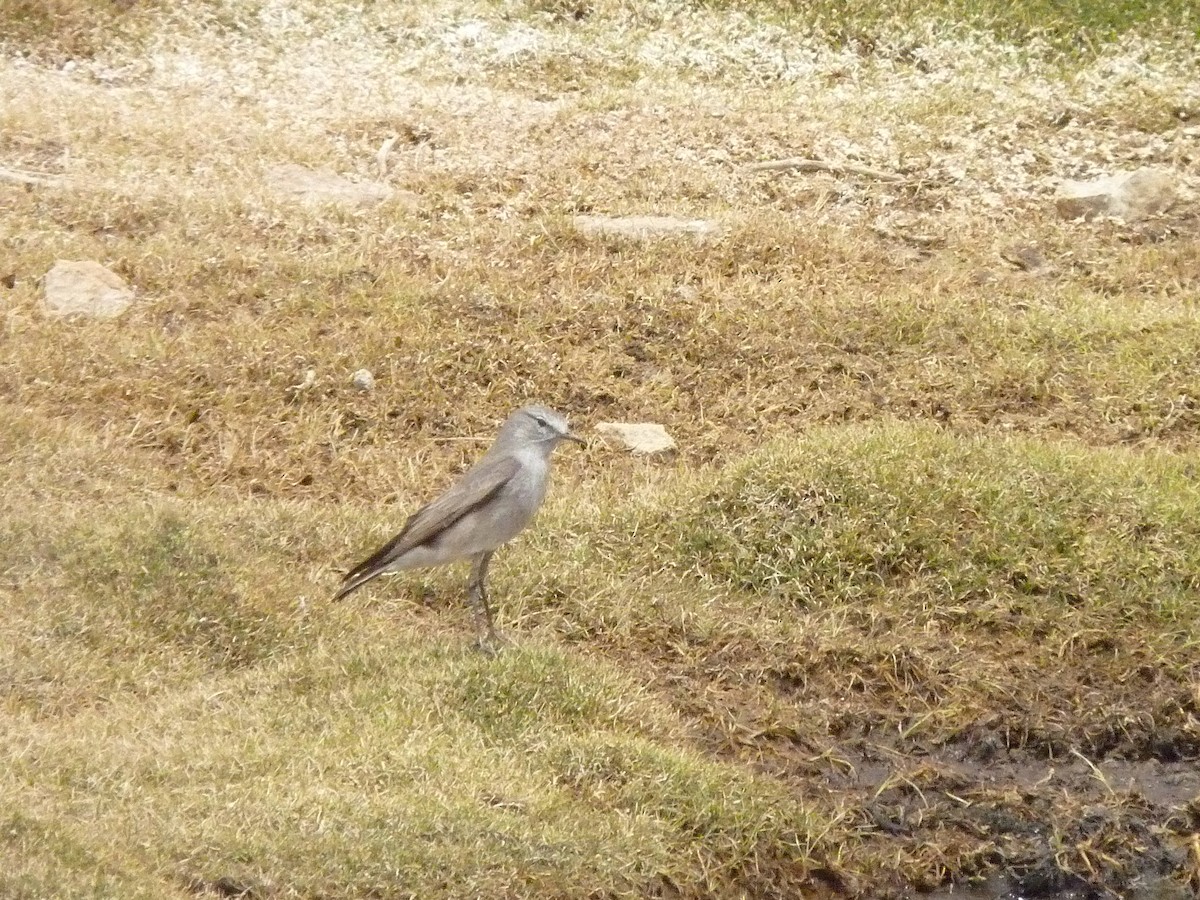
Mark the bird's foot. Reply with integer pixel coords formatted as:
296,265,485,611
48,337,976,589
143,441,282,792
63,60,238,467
474,631,514,657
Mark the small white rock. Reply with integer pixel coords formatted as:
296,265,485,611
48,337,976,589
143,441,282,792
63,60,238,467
594,422,676,455
266,163,394,210
351,368,375,392
41,260,133,319
1055,168,1178,222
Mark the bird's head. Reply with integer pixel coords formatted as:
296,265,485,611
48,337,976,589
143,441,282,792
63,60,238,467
499,404,586,453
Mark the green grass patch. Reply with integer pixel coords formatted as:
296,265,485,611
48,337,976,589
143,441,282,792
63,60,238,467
669,423,1200,625
0,633,829,898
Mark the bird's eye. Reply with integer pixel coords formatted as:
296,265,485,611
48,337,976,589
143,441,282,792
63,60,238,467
534,416,548,428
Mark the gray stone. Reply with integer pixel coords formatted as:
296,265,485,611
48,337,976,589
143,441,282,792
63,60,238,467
266,163,395,209
351,368,375,392
594,422,676,455
1000,244,1049,273
1055,168,1178,222
41,260,133,319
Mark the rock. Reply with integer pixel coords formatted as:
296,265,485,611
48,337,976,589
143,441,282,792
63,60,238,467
1000,244,1049,273
594,422,676,455
286,368,317,400
1055,168,1178,222
351,368,375,392
573,215,720,240
266,163,395,209
41,260,133,319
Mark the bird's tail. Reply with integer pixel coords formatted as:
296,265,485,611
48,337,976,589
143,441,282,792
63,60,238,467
332,564,386,601
333,530,411,601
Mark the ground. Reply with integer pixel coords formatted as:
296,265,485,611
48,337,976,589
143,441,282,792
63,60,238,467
1,0,1199,897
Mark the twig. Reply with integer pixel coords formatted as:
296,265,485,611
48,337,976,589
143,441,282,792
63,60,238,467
1069,747,1116,797
1189,834,1200,890
0,165,68,188
745,157,904,182
806,748,856,777
870,224,944,248
376,134,400,179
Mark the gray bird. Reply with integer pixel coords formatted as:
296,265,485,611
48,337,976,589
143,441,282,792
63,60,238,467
334,404,585,652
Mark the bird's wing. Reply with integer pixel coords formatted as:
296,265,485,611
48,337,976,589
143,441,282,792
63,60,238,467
334,455,519,599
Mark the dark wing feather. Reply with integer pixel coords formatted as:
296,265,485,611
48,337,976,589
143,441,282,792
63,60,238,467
333,456,519,600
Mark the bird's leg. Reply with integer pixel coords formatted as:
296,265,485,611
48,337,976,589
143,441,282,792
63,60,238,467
468,550,501,654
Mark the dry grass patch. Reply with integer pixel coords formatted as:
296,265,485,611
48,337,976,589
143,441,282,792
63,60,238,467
3,0,1200,896
0,0,157,60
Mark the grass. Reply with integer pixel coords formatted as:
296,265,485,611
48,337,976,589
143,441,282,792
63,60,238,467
2,0,1200,896
1,462,829,896
676,426,1200,623
715,0,1200,45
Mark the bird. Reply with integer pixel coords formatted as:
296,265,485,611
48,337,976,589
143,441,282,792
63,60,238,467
333,404,585,652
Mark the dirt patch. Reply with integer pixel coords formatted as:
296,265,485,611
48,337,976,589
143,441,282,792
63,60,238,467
576,629,1200,898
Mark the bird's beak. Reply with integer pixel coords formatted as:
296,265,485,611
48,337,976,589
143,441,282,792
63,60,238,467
562,431,587,447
